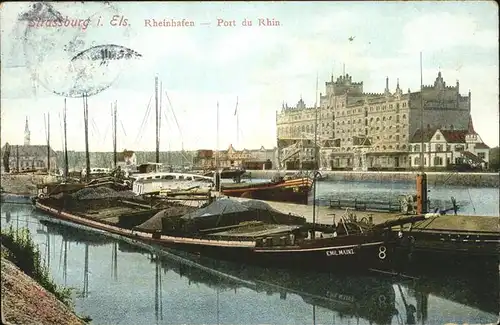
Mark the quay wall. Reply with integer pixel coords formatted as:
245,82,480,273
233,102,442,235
245,170,500,188
1,174,60,195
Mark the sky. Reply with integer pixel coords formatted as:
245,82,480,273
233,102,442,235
1,1,498,152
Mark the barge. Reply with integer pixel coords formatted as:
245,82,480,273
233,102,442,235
34,190,436,273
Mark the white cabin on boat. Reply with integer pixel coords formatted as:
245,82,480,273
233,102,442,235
131,172,214,195
81,167,111,178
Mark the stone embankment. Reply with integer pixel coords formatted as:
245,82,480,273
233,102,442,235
1,255,86,325
246,170,500,188
1,173,59,195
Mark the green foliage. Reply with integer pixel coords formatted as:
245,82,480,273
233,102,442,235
489,147,500,171
1,226,73,308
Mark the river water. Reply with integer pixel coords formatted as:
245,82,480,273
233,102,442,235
243,178,500,216
1,203,498,325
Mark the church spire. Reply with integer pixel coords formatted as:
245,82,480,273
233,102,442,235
24,117,31,146
468,115,476,135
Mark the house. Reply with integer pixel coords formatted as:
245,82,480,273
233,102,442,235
409,119,490,169
1,143,57,172
116,150,137,168
193,145,277,170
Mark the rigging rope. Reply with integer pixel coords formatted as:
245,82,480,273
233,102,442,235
164,91,191,164
120,119,127,137
102,118,110,144
164,91,184,142
58,112,64,153
134,95,153,144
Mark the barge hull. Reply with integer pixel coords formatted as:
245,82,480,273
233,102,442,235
34,200,405,273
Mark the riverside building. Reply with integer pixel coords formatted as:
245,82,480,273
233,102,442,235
276,71,473,171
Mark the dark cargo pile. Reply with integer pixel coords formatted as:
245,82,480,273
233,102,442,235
71,187,137,200
181,198,281,220
240,200,282,213
180,199,246,220
136,205,198,232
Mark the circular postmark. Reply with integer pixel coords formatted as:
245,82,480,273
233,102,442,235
18,2,141,98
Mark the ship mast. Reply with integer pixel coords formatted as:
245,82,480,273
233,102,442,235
83,92,91,182
235,96,239,149
312,73,319,239
155,76,160,164
112,101,117,168
46,112,50,173
216,101,221,192
63,98,68,179
420,52,424,172
416,52,428,214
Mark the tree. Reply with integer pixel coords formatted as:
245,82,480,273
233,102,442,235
489,147,500,171
2,142,10,172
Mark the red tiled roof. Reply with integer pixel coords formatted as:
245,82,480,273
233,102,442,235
440,130,468,143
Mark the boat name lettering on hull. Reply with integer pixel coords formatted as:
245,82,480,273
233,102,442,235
325,248,355,256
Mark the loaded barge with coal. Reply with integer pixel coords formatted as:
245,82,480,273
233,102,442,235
33,184,433,273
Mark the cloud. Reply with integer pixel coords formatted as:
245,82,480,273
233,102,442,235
400,12,498,54
1,2,498,151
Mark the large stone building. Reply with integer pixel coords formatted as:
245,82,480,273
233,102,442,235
277,71,472,170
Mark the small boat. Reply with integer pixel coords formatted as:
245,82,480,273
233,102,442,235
130,172,214,196
0,188,32,204
203,167,246,182
220,173,313,205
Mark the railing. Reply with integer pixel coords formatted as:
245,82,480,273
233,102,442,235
329,197,403,212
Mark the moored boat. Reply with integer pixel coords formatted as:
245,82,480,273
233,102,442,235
33,193,436,273
220,174,313,205
130,171,214,196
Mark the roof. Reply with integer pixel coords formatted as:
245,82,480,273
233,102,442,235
410,129,470,144
475,143,490,149
116,150,135,161
410,128,438,143
461,151,485,164
440,130,468,143
1,144,57,157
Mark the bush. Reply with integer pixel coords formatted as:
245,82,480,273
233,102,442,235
1,226,73,308
489,147,500,171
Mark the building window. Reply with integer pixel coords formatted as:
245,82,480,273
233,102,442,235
433,156,443,166
455,145,464,152
414,145,420,152
414,157,420,165
478,152,486,159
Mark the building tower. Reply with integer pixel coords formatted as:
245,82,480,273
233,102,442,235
24,117,30,146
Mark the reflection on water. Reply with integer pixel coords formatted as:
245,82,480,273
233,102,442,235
1,203,498,325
